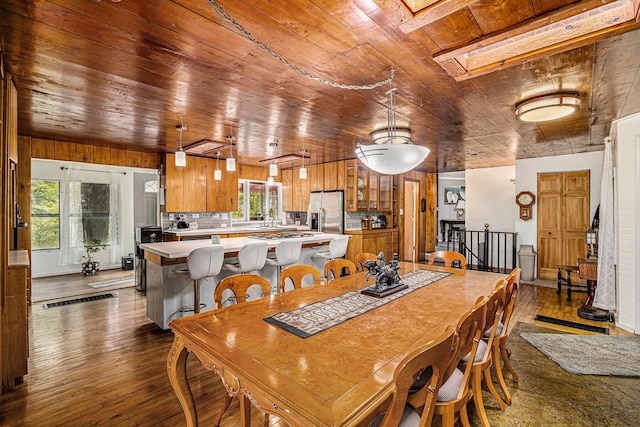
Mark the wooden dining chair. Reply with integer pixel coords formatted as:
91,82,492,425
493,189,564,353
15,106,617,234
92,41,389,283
407,296,487,427
427,251,467,269
324,259,356,283
360,328,458,427
355,252,378,272
461,280,508,426
212,273,272,427
279,264,321,292
490,268,521,405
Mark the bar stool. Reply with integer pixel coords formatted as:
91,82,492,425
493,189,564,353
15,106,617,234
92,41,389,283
311,235,349,279
222,242,269,275
263,240,302,291
177,245,225,314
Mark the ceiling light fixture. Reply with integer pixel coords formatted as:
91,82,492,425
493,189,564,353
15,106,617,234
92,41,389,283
175,124,187,167
515,93,581,122
269,142,278,177
267,176,274,186
299,148,307,179
214,151,222,181
226,133,236,171
355,70,430,175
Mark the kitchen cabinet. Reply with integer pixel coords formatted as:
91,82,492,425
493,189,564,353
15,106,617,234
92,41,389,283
323,161,344,190
3,250,29,392
282,167,310,212
309,164,323,192
344,159,391,212
282,169,293,211
164,154,238,212
344,229,399,265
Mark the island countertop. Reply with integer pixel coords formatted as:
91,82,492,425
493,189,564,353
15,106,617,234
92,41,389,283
162,225,301,237
140,232,346,260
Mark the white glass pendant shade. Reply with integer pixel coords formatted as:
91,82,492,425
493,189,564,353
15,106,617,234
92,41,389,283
299,166,307,179
214,168,222,181
226,156,236,171
269,162,278,176
355,143,430,175
175,148,186,167
267,176,274,185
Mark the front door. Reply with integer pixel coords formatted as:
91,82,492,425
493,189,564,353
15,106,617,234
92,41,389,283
537,171,590,280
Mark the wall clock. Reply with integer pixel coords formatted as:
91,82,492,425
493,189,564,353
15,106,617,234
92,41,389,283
516,191,535,221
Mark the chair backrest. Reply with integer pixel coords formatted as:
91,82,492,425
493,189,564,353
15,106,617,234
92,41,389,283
362,328,458,427
328,236,350,258
237,242,269,271
428,250,467,269
445,297,487,400
355,252,378,272
478,280,507,362
214,274,271,308
279,265,321,292
324,259,356,282
273,240,303,266
186,246,225,281
500,268,521,336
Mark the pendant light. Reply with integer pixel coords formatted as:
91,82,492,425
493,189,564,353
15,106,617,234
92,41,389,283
299,148,307,179
175,124,187,167
267,176,274,186
355,70,429,175
269,142,278,176
214,151,222,181
226,133,236,171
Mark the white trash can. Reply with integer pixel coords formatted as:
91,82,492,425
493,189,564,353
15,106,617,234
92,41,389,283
518,244,537,281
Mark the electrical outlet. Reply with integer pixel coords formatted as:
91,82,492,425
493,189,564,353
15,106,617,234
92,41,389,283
192,214,199,218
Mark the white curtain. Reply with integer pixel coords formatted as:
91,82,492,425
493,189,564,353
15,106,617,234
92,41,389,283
58,168,85,266
594,137,617,310
109,171,123,264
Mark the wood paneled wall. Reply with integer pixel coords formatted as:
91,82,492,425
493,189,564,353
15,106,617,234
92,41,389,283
29,137,161,169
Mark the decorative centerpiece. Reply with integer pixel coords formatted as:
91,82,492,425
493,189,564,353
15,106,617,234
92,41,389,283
361,252,408,298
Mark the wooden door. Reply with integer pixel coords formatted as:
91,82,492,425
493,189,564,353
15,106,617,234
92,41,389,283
403,180,419,262
537,171,590,279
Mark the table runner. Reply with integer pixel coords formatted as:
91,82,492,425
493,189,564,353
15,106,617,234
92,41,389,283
264,269,451,338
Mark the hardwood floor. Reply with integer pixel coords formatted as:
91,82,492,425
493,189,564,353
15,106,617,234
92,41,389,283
0,276,634,426
31,268,135,303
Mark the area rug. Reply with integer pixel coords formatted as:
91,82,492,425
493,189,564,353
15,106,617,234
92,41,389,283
521,332,640,376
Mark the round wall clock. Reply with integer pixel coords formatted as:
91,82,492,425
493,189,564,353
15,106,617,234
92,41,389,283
516,191,535,221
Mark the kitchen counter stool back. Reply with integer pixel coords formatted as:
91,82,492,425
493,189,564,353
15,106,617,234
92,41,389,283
178,246,225,314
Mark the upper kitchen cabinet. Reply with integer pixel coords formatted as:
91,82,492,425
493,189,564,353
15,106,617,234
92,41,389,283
164,154,237,212
309,164,323,192
206,158,238,212
323,161,344,190
344,159,391,212
282,169,293,212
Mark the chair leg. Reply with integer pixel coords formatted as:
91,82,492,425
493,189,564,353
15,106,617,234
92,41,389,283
471,369,491,427
483,365,506,411
213,393,233,427
492,343,512,405
194,279,200,314
500,341,519,383
459,402,472,427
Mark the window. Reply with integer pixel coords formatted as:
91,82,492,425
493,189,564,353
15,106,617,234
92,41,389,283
70,182,111,246
232,180,281,222
31,179,60,250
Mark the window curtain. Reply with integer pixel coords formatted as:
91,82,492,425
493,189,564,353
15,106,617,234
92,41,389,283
109,171,123,264
58,168,85,266
594,137,617,311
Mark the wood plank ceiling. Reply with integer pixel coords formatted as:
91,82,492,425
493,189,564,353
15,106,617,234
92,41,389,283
1,0,639,172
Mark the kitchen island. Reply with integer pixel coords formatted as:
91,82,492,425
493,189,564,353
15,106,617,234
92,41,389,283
140,232,347,329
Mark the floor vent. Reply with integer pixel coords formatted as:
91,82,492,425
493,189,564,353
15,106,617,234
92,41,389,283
534,315,610,335
44,293,116,309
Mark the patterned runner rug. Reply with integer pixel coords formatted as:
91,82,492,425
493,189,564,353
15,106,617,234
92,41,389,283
264,269,451,338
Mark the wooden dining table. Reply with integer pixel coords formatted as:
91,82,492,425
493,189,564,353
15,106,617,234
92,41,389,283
167,262,507,427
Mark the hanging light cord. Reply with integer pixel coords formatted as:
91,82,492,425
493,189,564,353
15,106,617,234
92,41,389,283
206,0,394,90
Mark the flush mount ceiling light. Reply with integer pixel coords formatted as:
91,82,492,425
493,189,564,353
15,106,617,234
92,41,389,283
355,70,429,175
175,124,187,167
515,93,581,122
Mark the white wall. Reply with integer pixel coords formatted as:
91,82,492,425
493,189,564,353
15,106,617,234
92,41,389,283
514,152,604,252
465,166,516,233
31,159,156,278
612,112,640,333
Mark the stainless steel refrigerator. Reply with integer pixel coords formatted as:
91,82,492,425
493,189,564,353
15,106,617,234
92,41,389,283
308,190,344,234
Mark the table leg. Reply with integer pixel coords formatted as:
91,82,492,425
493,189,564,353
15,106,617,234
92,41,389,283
167,335,198,427
239,393,252,426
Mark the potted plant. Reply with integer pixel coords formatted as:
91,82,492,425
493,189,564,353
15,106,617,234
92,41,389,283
81,238,107,276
